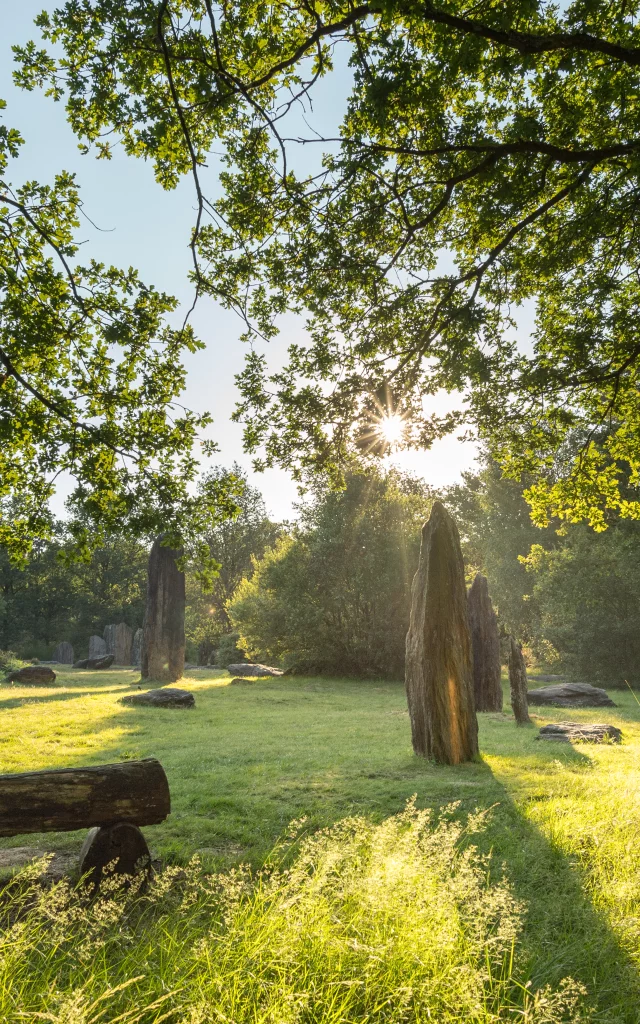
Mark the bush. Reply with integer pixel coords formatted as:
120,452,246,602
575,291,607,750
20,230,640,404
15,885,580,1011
0,803,587,1023
0,650,22,674
216,631,249,668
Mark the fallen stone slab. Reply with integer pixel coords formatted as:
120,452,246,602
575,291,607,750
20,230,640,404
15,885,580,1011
121,687,195,708
73,655,115,670
526,682,615,708
537,722,622,744
227,663,283,677
5,666,56,685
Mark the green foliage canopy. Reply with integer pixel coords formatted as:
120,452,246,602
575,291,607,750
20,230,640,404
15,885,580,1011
15,1,640,525
0,102,238,565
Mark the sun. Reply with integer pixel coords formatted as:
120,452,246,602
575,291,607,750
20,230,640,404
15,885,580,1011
377,413,406,446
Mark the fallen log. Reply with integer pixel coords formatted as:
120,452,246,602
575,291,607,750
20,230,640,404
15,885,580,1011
0,758,170,837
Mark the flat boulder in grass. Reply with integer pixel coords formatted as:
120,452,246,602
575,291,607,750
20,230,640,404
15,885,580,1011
121,687,195,708
227,663,283,677
6,666,56,685
526,682,615,708
537,722,622,744
73,655,115,670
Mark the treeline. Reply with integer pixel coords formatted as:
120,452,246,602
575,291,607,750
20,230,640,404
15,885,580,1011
3,460,640,685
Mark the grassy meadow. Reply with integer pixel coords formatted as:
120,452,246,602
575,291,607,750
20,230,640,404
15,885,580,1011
1,668,640,1022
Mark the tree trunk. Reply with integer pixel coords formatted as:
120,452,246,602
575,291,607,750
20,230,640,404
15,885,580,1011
141,535,185,682
508,637,532,725
0,758,170,837
468,573,502,712
405,501,478,764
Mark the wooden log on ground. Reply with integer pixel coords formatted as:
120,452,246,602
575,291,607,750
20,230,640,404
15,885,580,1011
508,637,532,725
0,758,170,837
405,501,478,764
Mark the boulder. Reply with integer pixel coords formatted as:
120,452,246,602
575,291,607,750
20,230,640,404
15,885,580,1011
527,682,615,708
53,641,74,665
88,635,107,660
121,687,195,708
131,628,143,667
142,536,185,683
73,655,115,670
537,722,622,744
6,666,56,685
405,501,478,764
508,638,531,725
468,574,502,712
227,663,283,677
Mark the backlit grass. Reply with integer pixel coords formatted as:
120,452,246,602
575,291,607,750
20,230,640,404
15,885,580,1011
0,668,639,1021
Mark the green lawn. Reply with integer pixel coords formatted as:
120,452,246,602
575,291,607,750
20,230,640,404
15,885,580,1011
1,668,640,1021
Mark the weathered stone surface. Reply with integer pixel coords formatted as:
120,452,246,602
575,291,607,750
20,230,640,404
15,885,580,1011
508,638,531,725
113,622,133,665
142,536,185,683
227,663,283,677
6,666,56,685
73,655,115,670
88,635,107,660
103,624,117,657
131,628,143,667
405,501,478,764
537,722,622,744
527,682,616,708
468,574,502,712
121,687,195,708
53,641,74,665
79,823,151,886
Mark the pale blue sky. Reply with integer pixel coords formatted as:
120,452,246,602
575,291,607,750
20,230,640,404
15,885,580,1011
2,4,481,520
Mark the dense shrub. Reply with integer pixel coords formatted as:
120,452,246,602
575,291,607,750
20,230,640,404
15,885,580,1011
230,471,434,677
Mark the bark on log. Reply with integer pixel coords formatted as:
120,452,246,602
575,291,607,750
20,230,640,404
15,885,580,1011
79,823,151,885
141,536,185,682
0,758,170,837
405,501,478,764
508,637,532,725
468,574,502,712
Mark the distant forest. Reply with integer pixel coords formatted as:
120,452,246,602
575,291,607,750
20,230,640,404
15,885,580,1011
3,458,640,687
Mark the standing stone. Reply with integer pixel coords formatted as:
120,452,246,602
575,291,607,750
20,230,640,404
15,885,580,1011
103,625,117,657
508,637,532,725
89,635,107,660
405,501,479,764
113,622,133,666
141,535,185,683
131,628,143,667
53,641,74,665
467,574,502,712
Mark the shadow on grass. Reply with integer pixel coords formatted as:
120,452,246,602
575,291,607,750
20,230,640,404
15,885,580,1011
1,673,638,1018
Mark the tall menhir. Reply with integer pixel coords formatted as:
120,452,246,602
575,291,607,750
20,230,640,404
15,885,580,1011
468,574,502,712
405,501,478,764
141,535,185,683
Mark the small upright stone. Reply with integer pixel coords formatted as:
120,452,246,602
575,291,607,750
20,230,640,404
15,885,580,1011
141,535,185,683
131,628,143,667
405,501,478,764
89,635,107,660
53,641,74,665
113,623,133,666
508,637,531,725
467,574,502,712
103,625,117,657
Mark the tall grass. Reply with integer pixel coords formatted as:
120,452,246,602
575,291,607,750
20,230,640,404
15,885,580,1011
0,802,587,1024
